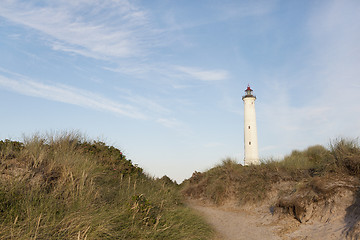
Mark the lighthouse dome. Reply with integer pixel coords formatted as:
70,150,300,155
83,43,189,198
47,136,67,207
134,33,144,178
242,85,256,100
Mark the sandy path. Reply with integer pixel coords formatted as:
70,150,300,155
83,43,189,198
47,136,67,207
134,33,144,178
188,202,281,240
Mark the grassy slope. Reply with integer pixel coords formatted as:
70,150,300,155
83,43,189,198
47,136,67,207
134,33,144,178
0,133,213,240
182,139,360,210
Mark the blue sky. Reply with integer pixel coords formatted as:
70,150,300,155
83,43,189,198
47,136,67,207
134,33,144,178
0,0,359,182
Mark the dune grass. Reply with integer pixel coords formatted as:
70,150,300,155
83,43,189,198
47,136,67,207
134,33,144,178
182,138,360,206
0,133,213,240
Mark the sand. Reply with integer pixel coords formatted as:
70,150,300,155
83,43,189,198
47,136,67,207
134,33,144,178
187,199,353,240
188,200,280,240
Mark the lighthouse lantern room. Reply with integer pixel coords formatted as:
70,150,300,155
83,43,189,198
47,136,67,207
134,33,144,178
244,85,254,97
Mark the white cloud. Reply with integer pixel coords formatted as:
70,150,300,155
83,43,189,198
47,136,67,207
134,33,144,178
0,71,146,119
0,1,231,86
115,87,171,115
156,118,183,129
0,0,152,59
174,66,229,81
105,63,230,86
157,0,276,33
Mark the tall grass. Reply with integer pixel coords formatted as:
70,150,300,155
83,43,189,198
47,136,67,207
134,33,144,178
0,133,213,239
330,138,360,175
182,138,360,206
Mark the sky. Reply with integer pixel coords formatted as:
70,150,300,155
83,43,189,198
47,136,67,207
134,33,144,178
0,0,359,182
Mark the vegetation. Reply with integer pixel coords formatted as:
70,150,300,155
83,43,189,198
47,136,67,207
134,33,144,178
182,138,360,206
2,132,359,238
0,133,213,240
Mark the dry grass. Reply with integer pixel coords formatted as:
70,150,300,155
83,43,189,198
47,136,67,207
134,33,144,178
182,138,360,207
0,132,213,240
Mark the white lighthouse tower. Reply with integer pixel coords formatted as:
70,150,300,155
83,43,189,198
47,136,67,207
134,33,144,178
242,85,260,165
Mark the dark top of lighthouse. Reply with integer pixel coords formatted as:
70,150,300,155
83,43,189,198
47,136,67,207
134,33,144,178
242,85,256,100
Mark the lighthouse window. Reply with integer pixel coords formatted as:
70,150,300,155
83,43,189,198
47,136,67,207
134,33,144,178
249,141,251,145
248,126,250,129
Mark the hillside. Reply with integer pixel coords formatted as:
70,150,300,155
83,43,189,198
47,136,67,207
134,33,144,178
0,133,213,239
182,139,360,239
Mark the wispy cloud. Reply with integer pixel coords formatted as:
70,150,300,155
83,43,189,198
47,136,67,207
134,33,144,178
0,0,153,59
0,70,145,119
157,0,276,32
105,63,230,85
0,1,231,85
174,66,229,81
115,87,170,115
156,118,183,129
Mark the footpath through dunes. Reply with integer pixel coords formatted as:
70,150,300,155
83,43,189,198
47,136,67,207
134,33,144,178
187,200,280,240
187,194,357,240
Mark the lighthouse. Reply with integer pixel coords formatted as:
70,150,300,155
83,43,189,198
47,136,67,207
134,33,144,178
242,85,260,165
